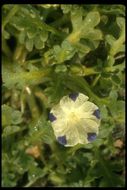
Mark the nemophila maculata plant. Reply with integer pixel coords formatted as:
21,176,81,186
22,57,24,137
2,4,125,187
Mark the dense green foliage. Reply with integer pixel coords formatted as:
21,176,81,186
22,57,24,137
2,4,125,187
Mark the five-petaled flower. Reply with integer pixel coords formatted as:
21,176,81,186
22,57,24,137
49,93,101,147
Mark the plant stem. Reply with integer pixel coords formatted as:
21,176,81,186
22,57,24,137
25,87,40,119
68,75,109,106
71,63,125,76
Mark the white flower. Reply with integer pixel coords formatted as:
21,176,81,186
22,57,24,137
49,93,101,147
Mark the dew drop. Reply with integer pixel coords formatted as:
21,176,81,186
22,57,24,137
34,127,38,131
32,174,36,178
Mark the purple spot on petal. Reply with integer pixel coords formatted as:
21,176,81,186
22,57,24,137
87,133,97,142
69,92,79,101
93,109,100,119
57,135,67,145
49,113,56,122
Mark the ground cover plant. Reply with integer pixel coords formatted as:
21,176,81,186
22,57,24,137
2,4,125,187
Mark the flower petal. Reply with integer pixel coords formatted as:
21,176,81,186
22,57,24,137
79,101,99,118
60,96,74,113
74,93,89,108
52,119,87,146
64,123,88,146
51,104,64,119
81,118,100,134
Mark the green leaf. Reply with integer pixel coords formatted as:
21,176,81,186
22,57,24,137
71,9,83,31
100,105,108,120
53,40,76,64
68,10,102,52
106,34,116,46
27,116,55,145
116,17,125,31
27,27,37,39
2,153,24,187
83,29,102,40
84,151,124,187
40,30,48,42
2,125,21,137
55,65,67,73
109,100,125,123
84,11,100,28
3,30,10,39
61,5,72,14
2,105,12,126
34,35,44,49
28,166,47,182
109,89,118,102
11,110,23,125
97,160,124,187
107,17,125,56
2,105,23,127
26,38,34,52
19,31,26,44
107,55,115,66
2,60,51,89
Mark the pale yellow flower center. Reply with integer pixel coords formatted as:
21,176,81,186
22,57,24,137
68,111,79,124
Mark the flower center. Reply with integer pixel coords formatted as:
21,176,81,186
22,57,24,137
68,111,79,124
